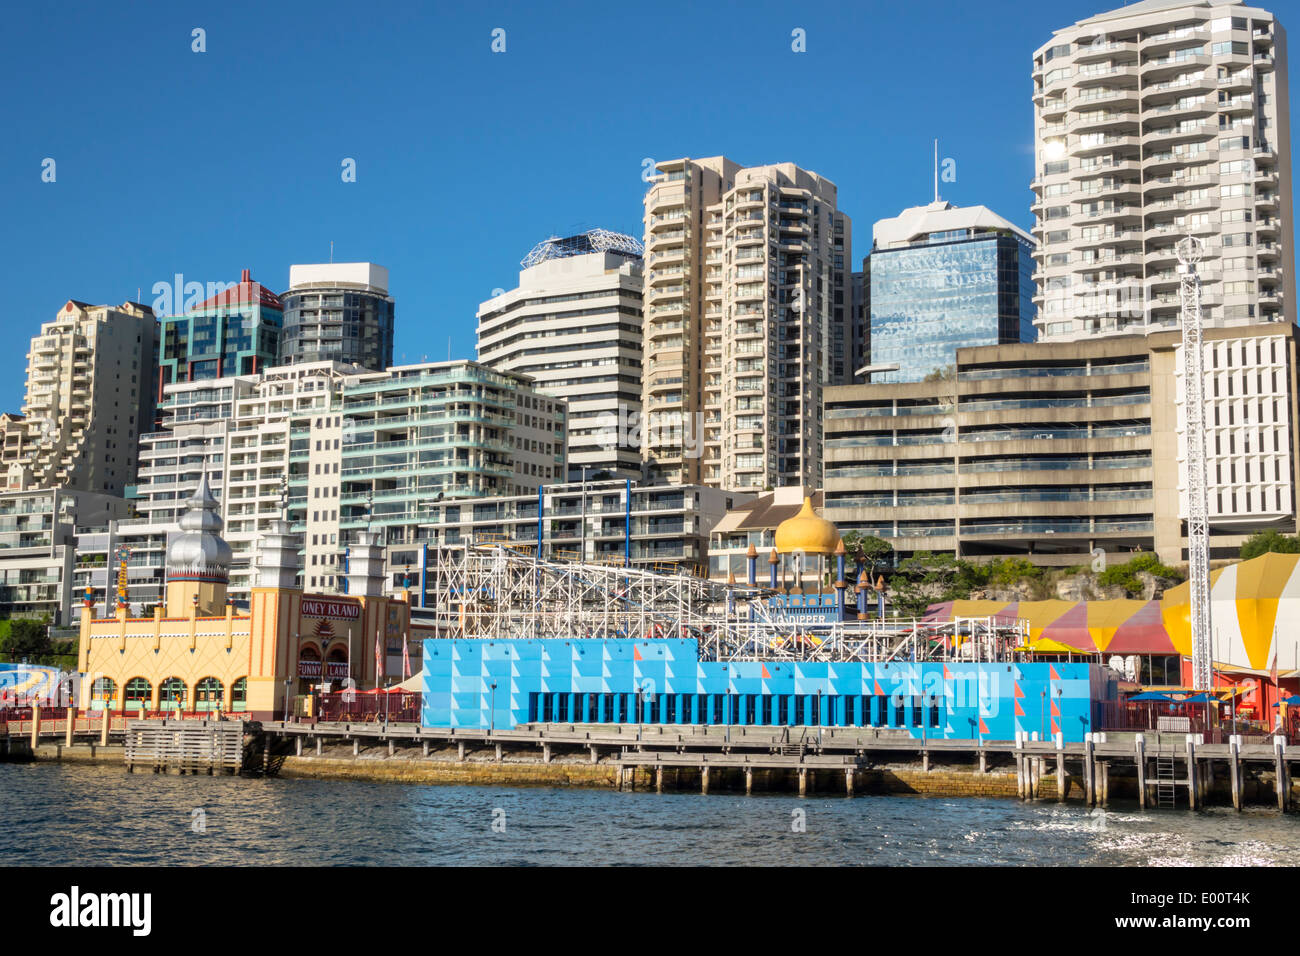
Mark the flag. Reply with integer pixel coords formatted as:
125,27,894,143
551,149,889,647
375,630,384,684
1270,645,1278,686
402,632,411,680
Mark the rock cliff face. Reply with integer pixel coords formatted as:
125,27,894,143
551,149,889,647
972,570,1181,604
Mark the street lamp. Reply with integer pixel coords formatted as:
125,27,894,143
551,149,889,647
283,678,293,725
489,681,497,734
817,687,824,747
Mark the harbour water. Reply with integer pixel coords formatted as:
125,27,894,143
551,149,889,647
4,762,1298,866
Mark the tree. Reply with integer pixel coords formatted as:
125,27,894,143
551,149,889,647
887,551,983,619
1240,530,1300,561
0,618,54,664
985,557,1043,589
840,531,894,580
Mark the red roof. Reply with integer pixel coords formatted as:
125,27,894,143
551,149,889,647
189,269,283,313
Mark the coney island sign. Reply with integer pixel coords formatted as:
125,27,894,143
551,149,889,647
300,598,361,620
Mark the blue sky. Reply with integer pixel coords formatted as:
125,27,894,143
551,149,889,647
1,0,1297,410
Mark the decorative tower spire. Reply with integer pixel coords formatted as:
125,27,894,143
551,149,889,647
164,464,233,616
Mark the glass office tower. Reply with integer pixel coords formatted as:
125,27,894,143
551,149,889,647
865,201,1036,383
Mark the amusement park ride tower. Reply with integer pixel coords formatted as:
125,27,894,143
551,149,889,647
1177,235,1213,691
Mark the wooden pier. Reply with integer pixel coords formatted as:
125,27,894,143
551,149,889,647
123,719,252,774
254,721,1297,811
5,712,1293,810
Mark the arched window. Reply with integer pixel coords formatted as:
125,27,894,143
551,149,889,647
160,677,187,708
195,677,224,712
231,677,248,713
91,677,117,711
124,677,152,711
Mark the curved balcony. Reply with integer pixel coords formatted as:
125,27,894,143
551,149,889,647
1141,53,1210,79
1069,157,1140,180
1069,110,1137,135
1074,39,1137,62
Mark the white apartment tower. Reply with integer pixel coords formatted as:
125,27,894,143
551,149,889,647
1032,0,1294,340
641,157,852,491
477,230,644,480
12,300,157,495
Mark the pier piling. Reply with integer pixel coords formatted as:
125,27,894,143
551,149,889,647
1276,739,1289,811
1229,736,1242,811
1056,742,1066,802
1084,735,1095,806
1135,735,1146,810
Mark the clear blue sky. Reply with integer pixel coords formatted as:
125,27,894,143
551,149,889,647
2,0,1297,411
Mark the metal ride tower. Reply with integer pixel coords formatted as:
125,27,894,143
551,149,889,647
1177,235,1213,691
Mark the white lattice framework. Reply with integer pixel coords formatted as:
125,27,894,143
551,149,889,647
1178,235,1214,690
520,229,644,268
428,544,1028,663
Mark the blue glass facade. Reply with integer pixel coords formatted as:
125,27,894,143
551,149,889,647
868,234,1036,383
421,638,1113,742
158,274,283,387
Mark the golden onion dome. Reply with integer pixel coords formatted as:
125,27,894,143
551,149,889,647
774,497,841,555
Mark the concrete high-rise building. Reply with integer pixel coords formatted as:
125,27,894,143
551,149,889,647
339,362,566,549
641,157,852,491
823,322,1300,565
280,263,395,372
106,359,564,605
0,487,132,625
11,300,157,496
477,231,644,481
112,361,365,605
864,201,1037,382
1032,0,1294,340
158,269,283,388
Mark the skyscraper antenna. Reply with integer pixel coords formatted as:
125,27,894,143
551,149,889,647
329,240,334,263
933,139,939,203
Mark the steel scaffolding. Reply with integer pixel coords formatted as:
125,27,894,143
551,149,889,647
1177,235,1214,691
427,543,1028,663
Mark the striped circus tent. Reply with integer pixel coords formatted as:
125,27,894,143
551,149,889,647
1161,551,1300,676
926,598,1176,655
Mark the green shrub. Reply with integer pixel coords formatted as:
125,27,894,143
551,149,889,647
1097,553,1182,597
1240,530,1300,561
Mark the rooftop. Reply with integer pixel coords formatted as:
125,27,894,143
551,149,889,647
521,229,643,269
872,200,1034,250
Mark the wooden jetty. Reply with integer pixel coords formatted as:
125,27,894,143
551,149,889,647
255,721,1297,812
123,719,252,774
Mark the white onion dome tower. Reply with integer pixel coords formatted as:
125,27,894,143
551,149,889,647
165,471,232,615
